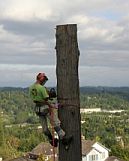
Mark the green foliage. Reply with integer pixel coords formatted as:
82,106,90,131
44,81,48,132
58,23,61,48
0,89,38,124
1,87,129,160
37,154,47,161
80,93,129,110
0,88,46,159
0,124,46,159
111,145,129,161
0,144,23,160
80,87,129,160
81,112,129,160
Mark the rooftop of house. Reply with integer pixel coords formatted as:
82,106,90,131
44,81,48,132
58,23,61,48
28,142,58,161
31,142,58,156
82,139,95,155
81,139,110,155
105,156,124,161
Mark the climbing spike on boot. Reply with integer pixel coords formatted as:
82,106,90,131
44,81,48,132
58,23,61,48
49,138,59,147
61,135,73,150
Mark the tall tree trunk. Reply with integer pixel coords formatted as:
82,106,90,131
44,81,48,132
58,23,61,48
56,24,81,161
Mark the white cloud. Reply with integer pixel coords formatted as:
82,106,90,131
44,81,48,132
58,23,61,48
0,64,56,87
0,0,129,87
1,0,128,22
79,66,129,87
0,0,55,21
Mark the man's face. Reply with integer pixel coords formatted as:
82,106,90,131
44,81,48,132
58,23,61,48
39,73,48,85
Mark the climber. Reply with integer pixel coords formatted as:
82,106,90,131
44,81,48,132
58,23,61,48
29,73,73,148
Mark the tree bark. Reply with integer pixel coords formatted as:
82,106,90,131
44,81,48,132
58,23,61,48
56,24,81,161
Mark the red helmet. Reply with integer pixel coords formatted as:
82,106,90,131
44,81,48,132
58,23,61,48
36,73,48,81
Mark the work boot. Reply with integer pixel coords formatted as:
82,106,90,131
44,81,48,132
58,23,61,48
49,138,59,147
61,135,73,146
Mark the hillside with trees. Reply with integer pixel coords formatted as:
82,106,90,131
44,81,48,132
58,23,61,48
0,87,129,160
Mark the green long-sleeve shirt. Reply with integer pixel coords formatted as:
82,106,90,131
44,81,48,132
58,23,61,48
29,83,49,102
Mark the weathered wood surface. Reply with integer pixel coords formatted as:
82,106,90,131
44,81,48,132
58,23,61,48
56,24,81,161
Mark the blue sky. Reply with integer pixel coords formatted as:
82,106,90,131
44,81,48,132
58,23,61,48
0,0,129,87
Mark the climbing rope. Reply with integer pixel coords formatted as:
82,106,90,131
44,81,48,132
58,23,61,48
50,107,56,161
